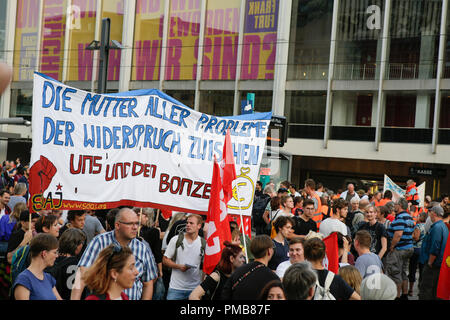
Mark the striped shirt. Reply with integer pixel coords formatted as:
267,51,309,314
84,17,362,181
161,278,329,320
387,211,415,250
78,231,158,300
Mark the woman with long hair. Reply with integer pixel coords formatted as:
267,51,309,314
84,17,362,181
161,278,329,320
189,241,245,300
338,265,362,295
83,244,139,300
0,202,27,244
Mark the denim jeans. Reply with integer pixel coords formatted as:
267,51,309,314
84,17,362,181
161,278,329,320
152,277,166,300
166,288,192,300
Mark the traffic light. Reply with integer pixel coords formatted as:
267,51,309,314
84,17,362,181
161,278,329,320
267,115,288,147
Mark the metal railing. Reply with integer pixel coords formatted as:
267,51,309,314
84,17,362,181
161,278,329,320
288,63,438,80
289,64,329,80
386,63,437,79
334,63,377,80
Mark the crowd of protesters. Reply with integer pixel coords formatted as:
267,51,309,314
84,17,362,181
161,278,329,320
0,157,448,301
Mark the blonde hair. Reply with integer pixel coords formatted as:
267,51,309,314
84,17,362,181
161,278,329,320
363,204,376,214
10,202,27,223
166,212,187,234
338,265,362,294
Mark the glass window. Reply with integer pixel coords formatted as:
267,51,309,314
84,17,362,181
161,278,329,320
164,90,195,109
199,90,234,116
434,92,450,129
201,0,241,80
384,92,434,128
334,0,383,80
287,0,333,80
14,0,41,81
443,2,450,78
39,0,68,81
101,0,124,81
240,0,279,80
165,0,201,80
285,91,326,124
388,0,441,79
132,0,165,81
67,0,98,81
240,91,272,113
10,89,33,121
332,91,376,126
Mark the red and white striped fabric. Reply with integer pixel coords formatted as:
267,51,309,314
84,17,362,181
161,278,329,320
203,130,236,275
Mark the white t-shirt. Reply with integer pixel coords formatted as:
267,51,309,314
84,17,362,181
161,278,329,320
164,235,203,291
275,260,292,279
319,218,348,237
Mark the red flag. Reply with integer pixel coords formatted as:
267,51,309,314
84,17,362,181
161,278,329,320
229,214,252,239
437,233,450,300
323,232,339,274
220,129,236,204
203,158,232,275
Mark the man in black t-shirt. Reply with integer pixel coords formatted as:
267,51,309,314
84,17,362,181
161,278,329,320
292,199,317,238
221,235,279,300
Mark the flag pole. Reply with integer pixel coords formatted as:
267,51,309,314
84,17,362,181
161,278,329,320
235,185,249,263
138,207,143,237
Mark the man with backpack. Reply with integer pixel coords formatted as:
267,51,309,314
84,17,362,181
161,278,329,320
252,185,272,235
163,214,206,300
303,237,360,300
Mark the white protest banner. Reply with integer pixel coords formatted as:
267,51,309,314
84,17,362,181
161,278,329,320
417,182,426,208
383,174,425,207
383,174,405,203
29,72,271,216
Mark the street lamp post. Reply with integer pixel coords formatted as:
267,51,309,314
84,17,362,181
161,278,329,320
86,18,124,94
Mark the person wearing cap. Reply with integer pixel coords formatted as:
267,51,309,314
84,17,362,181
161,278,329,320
418,205,449,300
360,273,397,300
6,210,40,264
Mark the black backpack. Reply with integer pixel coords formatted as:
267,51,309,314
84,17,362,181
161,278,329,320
252,195,270,227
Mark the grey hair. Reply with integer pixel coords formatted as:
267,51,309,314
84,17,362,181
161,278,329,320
263,184,275,195
14,182,27,196
115,207,135,224
396,198,409,211
133,207,156,227
282,261,317,300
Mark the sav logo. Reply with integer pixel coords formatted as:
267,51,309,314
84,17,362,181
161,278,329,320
227,167,255,210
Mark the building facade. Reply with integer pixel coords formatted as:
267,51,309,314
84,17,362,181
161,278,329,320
0,0,449,196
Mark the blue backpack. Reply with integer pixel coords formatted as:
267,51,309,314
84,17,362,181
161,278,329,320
11,245,30,285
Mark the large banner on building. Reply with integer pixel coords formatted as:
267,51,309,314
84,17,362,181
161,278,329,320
30,72,271,215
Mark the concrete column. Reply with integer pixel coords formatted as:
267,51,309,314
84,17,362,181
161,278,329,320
415,94,431,128
323,0,340,148
119,0,136,93
193,0,207,112
272,0,293,116
371,92,378,126
375,0,392,150
233,0,247,116
432,0,448,153
0,1,17,160
158,0,170,91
